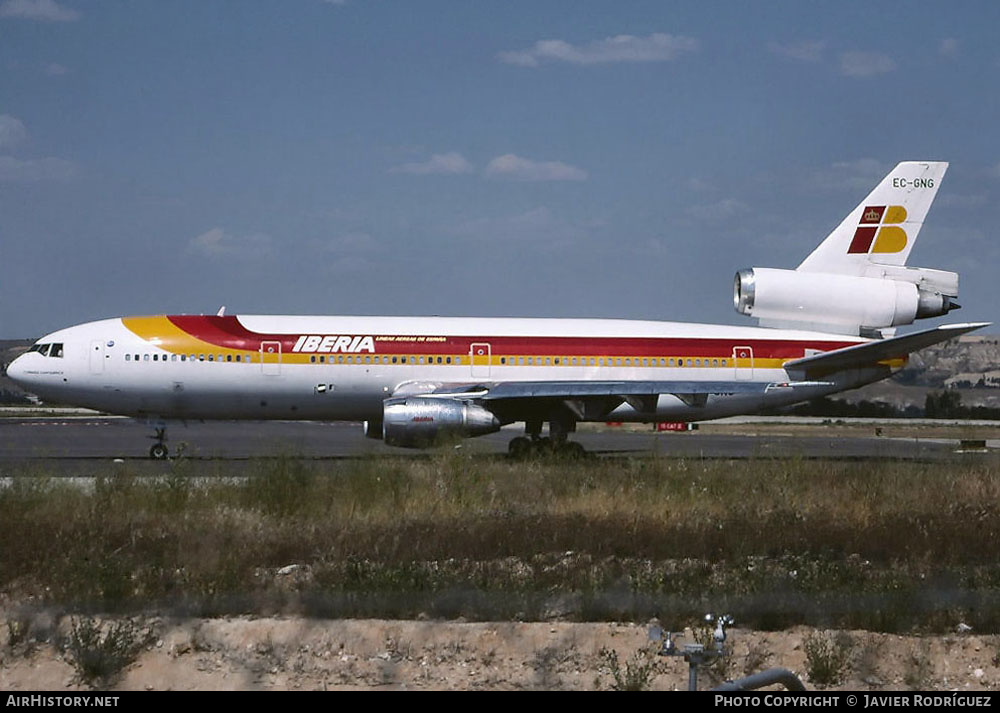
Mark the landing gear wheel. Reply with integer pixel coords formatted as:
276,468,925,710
533,437,553,455
559,441,586,459
508,437,533,459
149,442,169,460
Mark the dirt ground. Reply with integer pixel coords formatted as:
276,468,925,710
2,616,1000,691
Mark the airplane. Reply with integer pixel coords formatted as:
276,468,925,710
6,161,988,459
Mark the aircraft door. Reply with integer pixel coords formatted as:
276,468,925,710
470,342,491,378
261,341,282,376
89,340,104,375
733,346,754,380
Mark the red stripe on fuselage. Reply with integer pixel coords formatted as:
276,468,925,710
161,316,857,359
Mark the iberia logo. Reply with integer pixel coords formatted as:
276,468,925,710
847,205,908,254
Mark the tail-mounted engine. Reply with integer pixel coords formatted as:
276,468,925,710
734,266,959,335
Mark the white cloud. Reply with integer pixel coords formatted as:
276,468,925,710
484,154,587,182
810,158,888,192
324,232,377,253
498,32,697,67
390,151,473,175
839,51,896,77
0,155,76,181
768,40,827,62
449,206,592,250
938,192,987,208
0,0,79,21
939,38,959,58
686,198,749,222
188,227,272,258
0,114,27,150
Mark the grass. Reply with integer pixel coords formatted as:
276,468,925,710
2,451,1000,628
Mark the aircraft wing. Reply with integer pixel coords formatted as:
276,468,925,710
783,322,990,375
403,379,828,401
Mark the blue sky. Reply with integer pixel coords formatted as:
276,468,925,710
1,0,998,337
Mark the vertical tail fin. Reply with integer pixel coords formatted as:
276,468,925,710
797,161,948,276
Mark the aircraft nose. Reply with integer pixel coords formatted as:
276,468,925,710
6,353,33,389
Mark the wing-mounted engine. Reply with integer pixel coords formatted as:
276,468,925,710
734,266,959,336
382,396,501,448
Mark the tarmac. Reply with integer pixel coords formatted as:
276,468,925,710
1,411,996,478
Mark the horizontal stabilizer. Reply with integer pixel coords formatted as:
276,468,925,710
784,322,990,374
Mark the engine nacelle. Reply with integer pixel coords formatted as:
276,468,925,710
734,267,958,333
382,396,501,448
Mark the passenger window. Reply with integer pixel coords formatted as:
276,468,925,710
319,356,325,363
365,356,371,364
181,354,186,362
338,356,345,363
310,356,316,363
208,355,214,362
392,356,397,364
125,354,131,361
447,356,452,364
669,358,675,366
171,354,177,362
722,359,727,366
418,356,424,364
199,354,205,361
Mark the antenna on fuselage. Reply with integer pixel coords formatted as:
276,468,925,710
217,306,226,317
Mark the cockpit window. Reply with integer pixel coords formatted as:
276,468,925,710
27,342,63,357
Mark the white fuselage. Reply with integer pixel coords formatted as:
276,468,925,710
7,314,885,425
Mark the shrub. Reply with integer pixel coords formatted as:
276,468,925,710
63,617,153,688
804,631,853,687
599,644,663,691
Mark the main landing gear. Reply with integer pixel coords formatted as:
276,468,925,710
148,426,169,460
508,419,587,460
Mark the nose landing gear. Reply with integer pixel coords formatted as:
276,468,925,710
148,426,169,460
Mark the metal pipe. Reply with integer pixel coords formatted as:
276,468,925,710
711,668,806,692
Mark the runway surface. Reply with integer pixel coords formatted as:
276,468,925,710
1,415,995,477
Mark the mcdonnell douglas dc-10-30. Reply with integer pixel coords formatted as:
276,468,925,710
8,161,987,458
